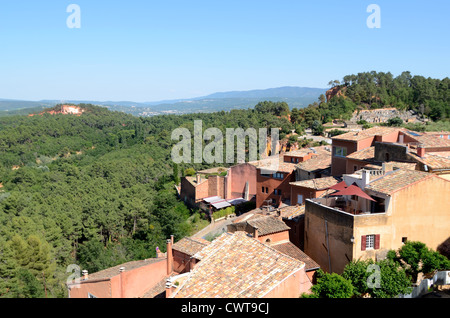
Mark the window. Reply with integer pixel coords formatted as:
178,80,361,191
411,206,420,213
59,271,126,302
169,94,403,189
354,165,358,172
273,172,284,179
262,187,265,193
265,187,269,194
361,234,380,251
366,235,375,249
334,146,347,157
402,237,408,244
274,189,282,196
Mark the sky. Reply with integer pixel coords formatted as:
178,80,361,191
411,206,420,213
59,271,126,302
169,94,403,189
0,0,449,102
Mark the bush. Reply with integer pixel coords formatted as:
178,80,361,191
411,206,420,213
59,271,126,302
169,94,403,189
305,269,354,298
387,117,403,127
342,259,412,298
184,168,196,177
212,206,235,221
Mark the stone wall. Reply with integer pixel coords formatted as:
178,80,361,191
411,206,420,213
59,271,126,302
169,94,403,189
351,108,421,124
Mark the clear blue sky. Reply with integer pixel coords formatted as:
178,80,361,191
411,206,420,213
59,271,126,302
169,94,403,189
0,0,449,102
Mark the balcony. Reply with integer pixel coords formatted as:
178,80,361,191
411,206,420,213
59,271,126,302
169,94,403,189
311,196,386,216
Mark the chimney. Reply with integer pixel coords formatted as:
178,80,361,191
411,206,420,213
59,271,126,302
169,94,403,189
362,170,370,188
171,235,174,245
82,270,88,281
254,227,259,240
277,210,282,220
417,146,426,158
196,174,201,184
119,267,125,298
166,239,173,275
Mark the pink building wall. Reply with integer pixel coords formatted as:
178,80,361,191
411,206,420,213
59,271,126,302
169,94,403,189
226,163,257,200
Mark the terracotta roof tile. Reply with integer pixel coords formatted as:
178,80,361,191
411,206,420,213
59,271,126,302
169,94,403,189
246,216,291,236
173,237,211,257
272,242,320,271
290,176,342,190
296,153,332,172
408,152,450,170
346,147,375,161
332,127,401,142
366,169,434,195
279,205,305,220
171,232,305,298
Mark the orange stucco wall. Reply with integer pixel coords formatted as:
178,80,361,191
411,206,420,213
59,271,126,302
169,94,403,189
263,267,311,298
331,140,358,176
116,260,167,298
290,186,325,205
256,170,295,207
257,230,290,245
226,164,257,200
69,259,168,298
69,279,112,298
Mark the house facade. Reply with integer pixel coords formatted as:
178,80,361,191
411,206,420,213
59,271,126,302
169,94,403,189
304,169,450,274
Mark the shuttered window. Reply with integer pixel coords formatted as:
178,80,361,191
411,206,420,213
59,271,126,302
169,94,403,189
361,234,380,251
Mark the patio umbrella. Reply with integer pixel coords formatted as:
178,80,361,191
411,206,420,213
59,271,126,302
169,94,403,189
330,184,376,202
328,180,348,191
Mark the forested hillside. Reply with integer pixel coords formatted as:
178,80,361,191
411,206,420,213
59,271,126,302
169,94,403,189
0,103,296,298
289,71,450,130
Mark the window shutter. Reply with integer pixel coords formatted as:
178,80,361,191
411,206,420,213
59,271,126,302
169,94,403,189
375,235,381,250
361,236,367,251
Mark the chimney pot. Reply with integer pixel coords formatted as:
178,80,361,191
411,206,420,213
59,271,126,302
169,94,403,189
82,270,88,280
119,267,125,273
417,147,426,157
254,227,259,239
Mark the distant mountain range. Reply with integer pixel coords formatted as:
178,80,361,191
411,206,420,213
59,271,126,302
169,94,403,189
0,86,327,117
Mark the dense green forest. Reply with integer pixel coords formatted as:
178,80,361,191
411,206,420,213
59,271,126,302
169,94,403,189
0,103,297,298
290,71,450,129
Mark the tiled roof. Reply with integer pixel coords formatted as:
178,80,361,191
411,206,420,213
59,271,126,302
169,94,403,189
332,127,401,141
384,161,417,171
173,237,211,257
290,176,342,191
408,152,450,170
366,169,434,195
296,153,332,172
403,131,450,148
249,155,297,173
249,147,332,174
142,277,168,298
85,258,164,281
246,216,291,236
279,205,305,220
171,232,305,298
185,176,207,187
346,147,375,161
272,242,320,271
285,146,331,158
